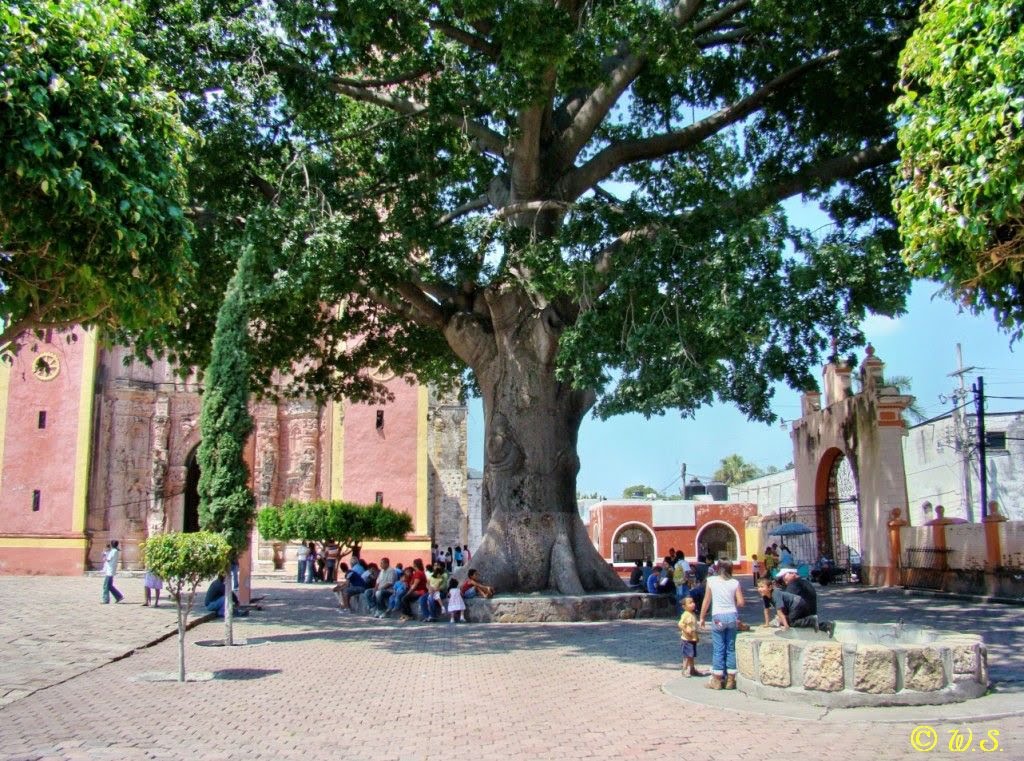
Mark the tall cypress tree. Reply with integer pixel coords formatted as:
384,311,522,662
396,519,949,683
197,244,256,553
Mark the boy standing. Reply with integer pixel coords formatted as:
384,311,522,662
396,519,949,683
101,540,124,604
677,596,704,677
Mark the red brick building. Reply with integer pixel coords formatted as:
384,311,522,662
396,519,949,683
586,499,757,576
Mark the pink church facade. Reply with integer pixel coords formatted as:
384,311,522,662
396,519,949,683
0,328,468,575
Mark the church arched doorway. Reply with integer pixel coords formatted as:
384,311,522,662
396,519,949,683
183,445,201,533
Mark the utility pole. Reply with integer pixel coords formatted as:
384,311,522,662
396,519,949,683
948,344,977,521
973,376,988,520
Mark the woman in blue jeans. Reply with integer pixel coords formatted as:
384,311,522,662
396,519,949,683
698,559,745,690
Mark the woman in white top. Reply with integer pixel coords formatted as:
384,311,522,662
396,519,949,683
698,559,744,690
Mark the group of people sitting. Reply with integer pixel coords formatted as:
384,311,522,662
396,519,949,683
628,551,710,614
757,567,834,635
332,556,495,623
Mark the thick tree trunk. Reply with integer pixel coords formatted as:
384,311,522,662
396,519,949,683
450,288,624,594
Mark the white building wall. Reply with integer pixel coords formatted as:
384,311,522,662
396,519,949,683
729,469,797,516
903,416,966,523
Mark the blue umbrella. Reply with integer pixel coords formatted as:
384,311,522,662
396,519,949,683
768,521,814,537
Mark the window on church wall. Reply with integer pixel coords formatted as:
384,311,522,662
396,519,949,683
38,411,46,429
375,491,384,504
376,410,384,430
32,490,41,512
612,525,654,563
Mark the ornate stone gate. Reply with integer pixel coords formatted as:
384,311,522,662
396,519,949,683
792,346,914,585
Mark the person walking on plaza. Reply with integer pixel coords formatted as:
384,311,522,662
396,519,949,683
699,559,744,690
143,568,163,607
101,540,124,604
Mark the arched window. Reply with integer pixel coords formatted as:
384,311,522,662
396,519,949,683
696,522,738,562
612,524,655,563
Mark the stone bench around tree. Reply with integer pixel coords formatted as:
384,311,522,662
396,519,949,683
337,587,676,623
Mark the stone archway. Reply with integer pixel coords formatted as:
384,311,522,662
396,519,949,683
611,523,655,563
696,521,740,562
792,346,913,585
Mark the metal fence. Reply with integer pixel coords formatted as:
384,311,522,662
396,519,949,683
759,500,862,580
902,547,953,590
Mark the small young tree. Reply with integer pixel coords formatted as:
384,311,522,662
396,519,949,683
257,500,413,560
141,531,230,682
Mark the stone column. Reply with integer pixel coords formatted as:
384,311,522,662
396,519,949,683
983,501,1007,596
147,395,170,540
886,507,908,587
928,505,950,570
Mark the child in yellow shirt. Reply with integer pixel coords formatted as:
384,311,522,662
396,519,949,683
678,596,704,677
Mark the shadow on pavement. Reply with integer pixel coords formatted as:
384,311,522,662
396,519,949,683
245,581,1024,682
212,668,283,681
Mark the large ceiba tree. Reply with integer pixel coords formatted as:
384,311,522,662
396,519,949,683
133,0,917,593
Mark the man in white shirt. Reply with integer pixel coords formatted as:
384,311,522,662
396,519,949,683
101,540,124,604
367,557,398,617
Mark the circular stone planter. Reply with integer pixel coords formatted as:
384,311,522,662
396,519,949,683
736,623,988,708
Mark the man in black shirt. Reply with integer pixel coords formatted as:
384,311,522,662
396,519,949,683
778,568,833,635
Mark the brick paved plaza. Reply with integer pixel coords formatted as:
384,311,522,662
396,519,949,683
1,575,1021,761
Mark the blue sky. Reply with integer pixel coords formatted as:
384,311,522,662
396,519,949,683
466,281,1024,499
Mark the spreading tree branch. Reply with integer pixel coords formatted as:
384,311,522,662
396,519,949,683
754,141,898,211
561,48,843,199
582,142,897,297
693,0,751,34
329,80,507,156
333,69,433,88
436,195,490,226
559,0,706,164
427,19,500,59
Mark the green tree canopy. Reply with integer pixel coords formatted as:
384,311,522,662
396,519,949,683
257,500,413,558
713,454,765,485
0,0,193,348
130,0,918,593
893,0,1024,338
621,484,661,499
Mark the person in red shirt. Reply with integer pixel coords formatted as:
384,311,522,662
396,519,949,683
460,568,495,599
400,558,428,621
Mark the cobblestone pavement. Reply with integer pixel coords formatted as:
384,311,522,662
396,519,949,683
0,575,210,708
0,576,1021,761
